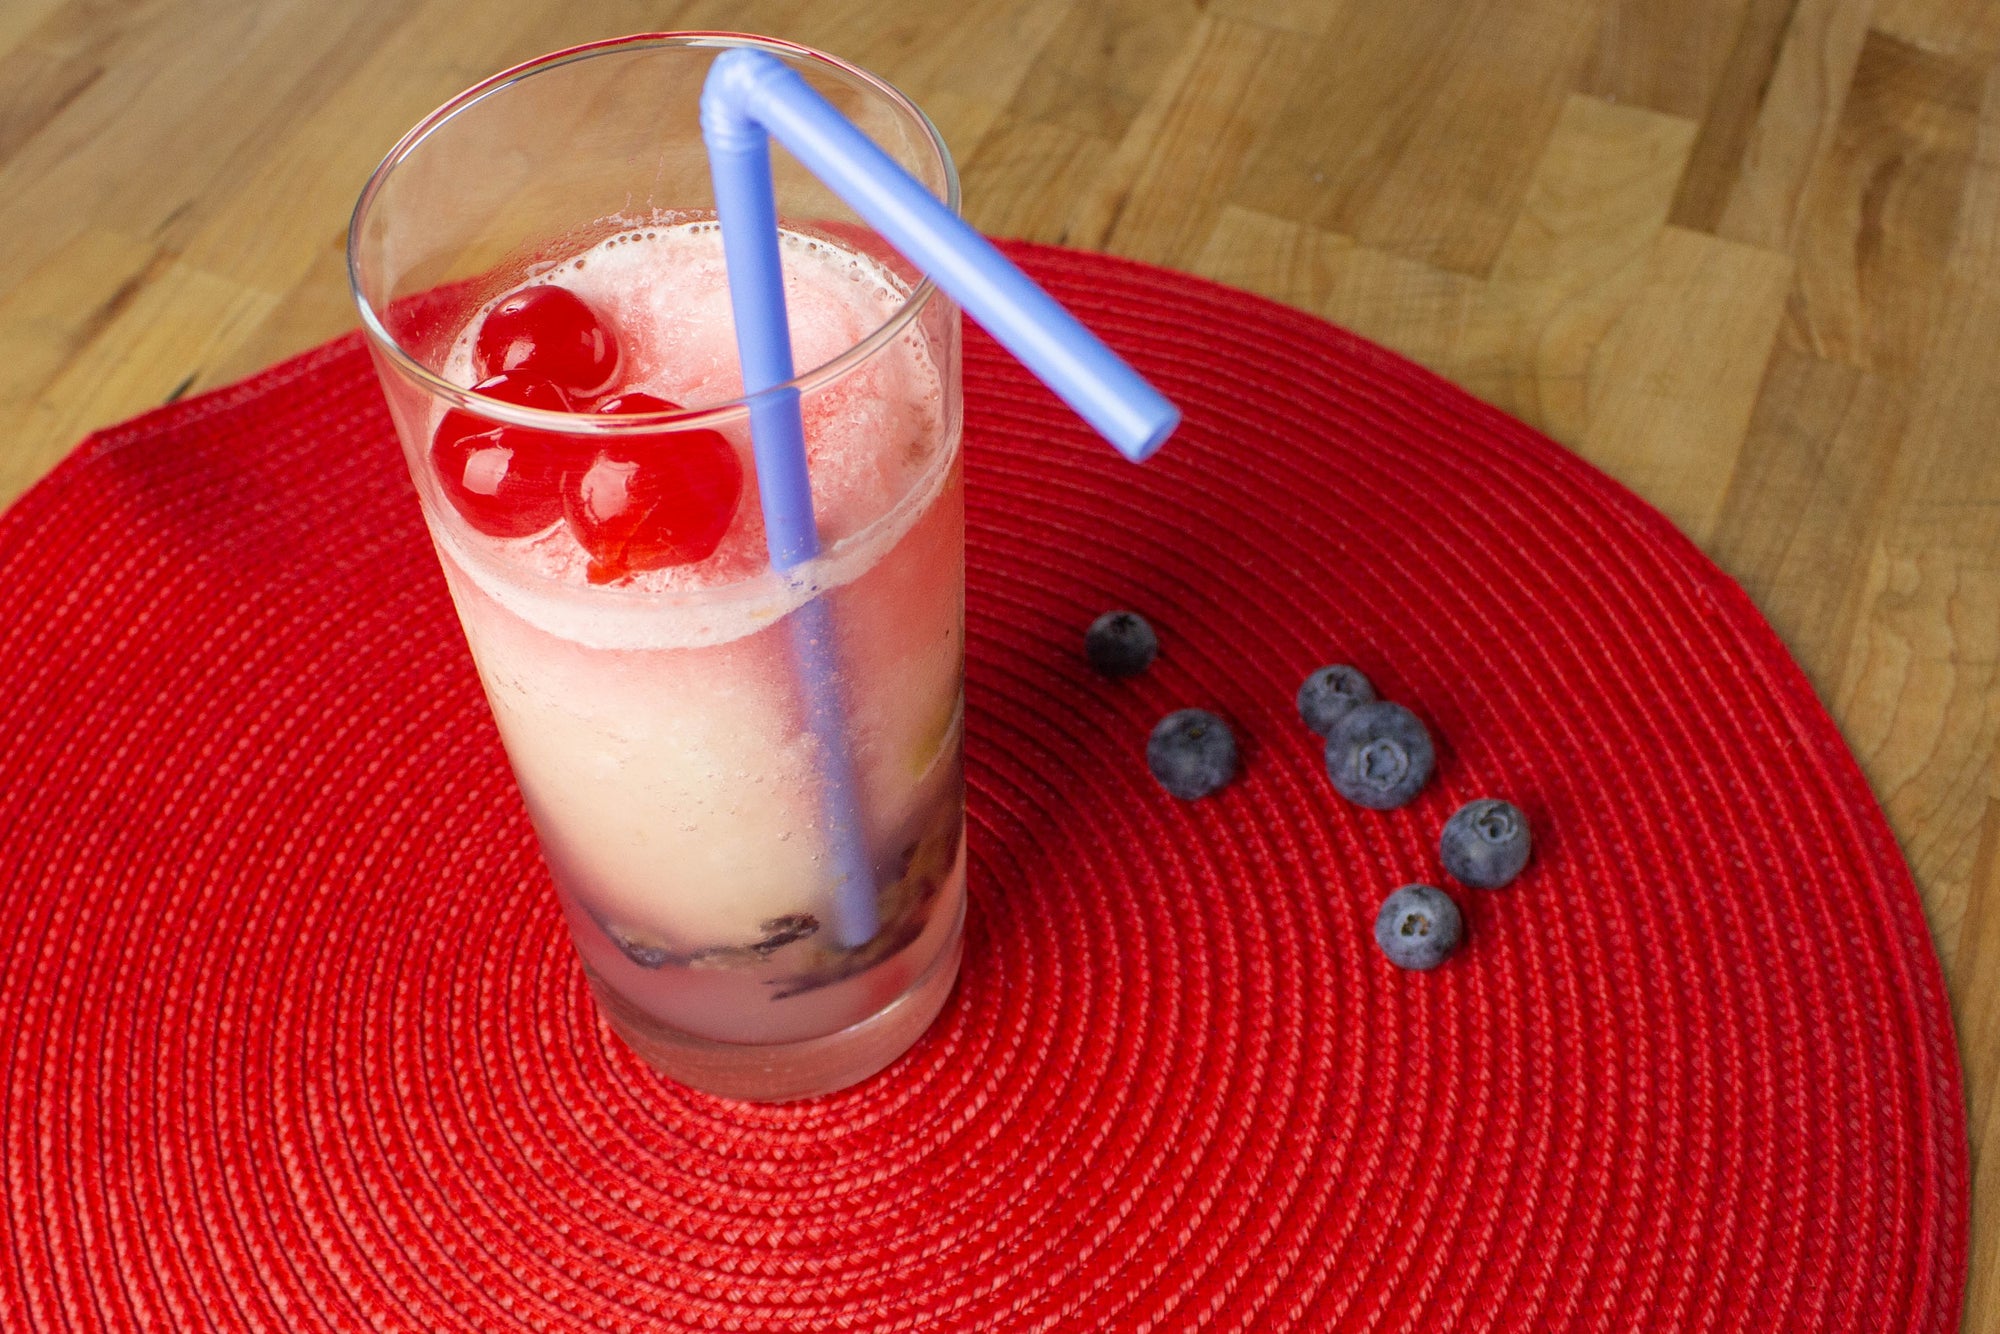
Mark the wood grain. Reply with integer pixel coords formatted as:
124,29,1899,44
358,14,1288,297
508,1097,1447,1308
0,3,1994,1324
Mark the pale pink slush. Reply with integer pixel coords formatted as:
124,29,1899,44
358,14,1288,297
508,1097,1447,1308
426,219,965,1052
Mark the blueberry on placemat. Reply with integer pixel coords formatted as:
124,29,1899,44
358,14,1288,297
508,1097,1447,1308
1085,610,1158,678
1296,664,1376,736
1375,885,1462,971
1326,701,1435,809
1147,708,1237,800
1440,799,1532,889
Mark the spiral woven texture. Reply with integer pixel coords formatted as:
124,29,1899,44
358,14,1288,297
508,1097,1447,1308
0,244,1966,1331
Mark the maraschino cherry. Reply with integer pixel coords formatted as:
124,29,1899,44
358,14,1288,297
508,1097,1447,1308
429,371,572,537
474,286,619,397
562,392,745,583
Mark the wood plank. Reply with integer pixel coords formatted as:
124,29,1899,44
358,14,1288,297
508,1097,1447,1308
1581,0,1754,119
1706,349,1909,689
1785,30,1983,375
772,0,1070,157
199,236,358,390
1207,0,1351,37
1947,794,2000,1091
1199,94,1705,449
1191,206,1491,388
175,0,594,297
0,0,399,283
1066,15,1313,268
1669,0,1803,232
1711,0,1874,251
1875,0,2000,62
1189,205,1358,311
1957,795,2000,1327
1831,81,2000,986
957,117,1115,241
0,226,156,407
0,23,102,162
671,0,812,40
0,0,64,61
1235,0,1604,276
1486,95,1699,440
1002,0,1203,144
1833,539,1998,959
1578,225,1793,544
1945,58,2000,284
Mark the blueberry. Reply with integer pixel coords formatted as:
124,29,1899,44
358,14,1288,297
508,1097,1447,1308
1147,708,1237,799
1374,884,1462,970
753,914,820,955
1440,799,1531,888
1296,664,1376,736
1086,610,1158,678
1326,701,1434,809
606,925,672,970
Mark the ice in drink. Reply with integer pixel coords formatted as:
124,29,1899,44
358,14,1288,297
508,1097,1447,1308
418,218,965,1063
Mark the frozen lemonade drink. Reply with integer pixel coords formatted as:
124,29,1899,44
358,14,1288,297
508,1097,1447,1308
350,37,967,1100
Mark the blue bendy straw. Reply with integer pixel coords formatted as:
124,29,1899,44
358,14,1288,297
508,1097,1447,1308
702,47,1180,947
704,50,1179,461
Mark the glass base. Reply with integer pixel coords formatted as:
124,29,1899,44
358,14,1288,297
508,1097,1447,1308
584,897,965,1102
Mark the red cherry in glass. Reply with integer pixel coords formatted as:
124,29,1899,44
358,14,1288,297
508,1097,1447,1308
563,392,745,583
473,286,620,397
429,372,572,537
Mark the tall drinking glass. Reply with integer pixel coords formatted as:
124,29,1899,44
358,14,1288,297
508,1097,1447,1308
348,34,966,1102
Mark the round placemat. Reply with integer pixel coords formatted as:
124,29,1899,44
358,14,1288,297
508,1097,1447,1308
0,244,1966,1330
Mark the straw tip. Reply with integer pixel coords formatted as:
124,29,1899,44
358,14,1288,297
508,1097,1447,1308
1118,405,1179,463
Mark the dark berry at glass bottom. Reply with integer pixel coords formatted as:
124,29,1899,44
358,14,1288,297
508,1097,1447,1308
559,781,966,1102
431,400,968,1100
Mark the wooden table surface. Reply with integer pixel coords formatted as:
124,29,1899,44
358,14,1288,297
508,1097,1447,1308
2,0,1994,1323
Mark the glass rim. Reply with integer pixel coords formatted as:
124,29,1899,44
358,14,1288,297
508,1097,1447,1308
345,31,961,435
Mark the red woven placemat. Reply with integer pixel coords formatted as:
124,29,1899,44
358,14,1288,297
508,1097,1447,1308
0,243,1966,1331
